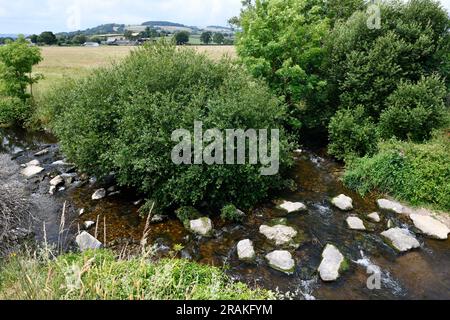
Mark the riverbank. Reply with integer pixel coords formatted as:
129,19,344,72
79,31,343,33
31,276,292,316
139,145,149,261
1,127,449,300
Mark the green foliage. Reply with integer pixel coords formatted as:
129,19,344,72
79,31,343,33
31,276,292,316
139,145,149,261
174,31,190,45
38,31,57,45
46,43,293,211
236,0,331,131
0,36,42,126
200,31,212,44
0,249,274,300
213,33,225,44
0,96,31,125
176,206,201,223
220,204,244,223
328,106,378,161
379,75,448,142
344,132,450,212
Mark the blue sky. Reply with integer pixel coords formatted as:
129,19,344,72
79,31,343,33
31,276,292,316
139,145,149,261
0,0,449,34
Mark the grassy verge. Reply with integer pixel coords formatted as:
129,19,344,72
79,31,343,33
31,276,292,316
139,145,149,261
343,130,450,213
0,249,274,300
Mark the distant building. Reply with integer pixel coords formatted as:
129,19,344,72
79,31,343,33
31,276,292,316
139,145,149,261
83,42,100,47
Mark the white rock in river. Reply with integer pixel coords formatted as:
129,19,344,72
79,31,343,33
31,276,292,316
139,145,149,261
381,228,420,252
377,199,404,214
265,250,295,274
237,239,256,262
21,165,44,178
278,201,307,213
410,214,450,240
318,244,346,282
368,212,381,223
346,216,366,231
75,231,102,251
50,175,64,187
259,225,297,246
84,221,95,230
25,159,40,167
189,217,213,236
332,194,353,211
49,186,56,195
91,188,106,200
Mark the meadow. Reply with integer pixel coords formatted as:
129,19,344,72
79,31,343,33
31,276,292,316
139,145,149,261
33,45,236,99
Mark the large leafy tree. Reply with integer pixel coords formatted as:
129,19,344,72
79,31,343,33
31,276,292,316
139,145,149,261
236,0,331,132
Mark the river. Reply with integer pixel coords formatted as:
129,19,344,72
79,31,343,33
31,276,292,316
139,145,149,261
1,127,449,300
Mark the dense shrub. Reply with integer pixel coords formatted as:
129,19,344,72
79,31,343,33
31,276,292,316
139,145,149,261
328,106,378,160
379,75,448,141
344,132,450,212
220,204,244,223
0,96,31,125
0,250,274,300
47,44,293,211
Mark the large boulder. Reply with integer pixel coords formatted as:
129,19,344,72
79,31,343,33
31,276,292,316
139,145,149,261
75,231,102,251
189,217,213,237
377,199,404,214
318,244,346,282
265,250,295,274
21,165,44,178
346,216,366,231
91,188,106,200
410,214,449,240
237,239,256,262
381,228,420,252
278,201,307,213
332,194,353,211
259,224,297,246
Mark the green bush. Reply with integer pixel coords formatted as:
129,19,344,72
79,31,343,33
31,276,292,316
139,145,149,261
379,75,448,142
176,206,201,223
328,106,378,161
47,44,293,211
0,96,31,125
0,249,274,300
220,204,244,223
344,132,450,212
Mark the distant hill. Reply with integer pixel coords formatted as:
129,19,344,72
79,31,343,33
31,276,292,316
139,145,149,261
0,34,21,39
57,24,125,37
141,21,187,28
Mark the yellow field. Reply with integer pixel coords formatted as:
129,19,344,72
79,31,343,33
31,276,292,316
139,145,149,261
34,46,236,98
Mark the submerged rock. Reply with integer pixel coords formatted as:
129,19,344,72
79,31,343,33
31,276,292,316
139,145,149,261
259,224,298,246
34,148,49,157
91,188,106,200
381,228,420,252
410,214,449,240
265,250,295,274
318,244,346,282
346,216,366,231
189,217,213,236
151,214,169,224
75,231,102,251
21,165,44,178
377,199,404,214
278,201,307,213
368,212,381,223
332,194,353,211
237,239,256,262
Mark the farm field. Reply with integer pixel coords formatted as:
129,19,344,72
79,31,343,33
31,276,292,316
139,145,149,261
33,45,236,98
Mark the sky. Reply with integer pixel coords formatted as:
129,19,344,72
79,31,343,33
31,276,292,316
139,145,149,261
0,0,449,35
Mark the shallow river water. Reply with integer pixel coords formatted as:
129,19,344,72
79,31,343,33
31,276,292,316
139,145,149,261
1,127,449,300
